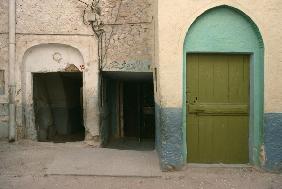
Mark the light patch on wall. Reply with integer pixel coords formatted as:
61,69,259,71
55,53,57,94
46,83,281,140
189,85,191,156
0,70,5,95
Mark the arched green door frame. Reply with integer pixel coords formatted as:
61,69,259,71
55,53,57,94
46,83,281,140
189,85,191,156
183,5,264,165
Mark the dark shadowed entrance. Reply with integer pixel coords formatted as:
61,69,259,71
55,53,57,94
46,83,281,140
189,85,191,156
100,72,155,150
33,72,84,142
123,81,155,140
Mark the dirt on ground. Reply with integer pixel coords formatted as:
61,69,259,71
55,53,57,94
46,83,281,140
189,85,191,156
0,140,281,189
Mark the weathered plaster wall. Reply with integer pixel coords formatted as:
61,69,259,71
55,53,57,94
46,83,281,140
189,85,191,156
155,0,282,171
99,0,153,72
16,0,92,35
0,0,9,138
15,0,154,73
16,35,99,142
103,24,153,72
14,0,99,141
15,37,99,142
0,0,153,143
0,0,8,33
15,0,100,142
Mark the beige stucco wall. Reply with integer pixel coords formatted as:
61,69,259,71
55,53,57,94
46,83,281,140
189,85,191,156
155,0,282,113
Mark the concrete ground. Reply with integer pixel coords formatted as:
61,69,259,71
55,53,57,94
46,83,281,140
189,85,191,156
0,140,282,189
46,148,161,177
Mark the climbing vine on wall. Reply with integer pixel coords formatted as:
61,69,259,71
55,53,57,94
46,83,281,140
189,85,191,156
79,0,123,71
78,0,153,72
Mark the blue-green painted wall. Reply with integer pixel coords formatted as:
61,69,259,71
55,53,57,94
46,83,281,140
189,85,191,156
155,104,185,170
264,113,282,172
183,6,264,166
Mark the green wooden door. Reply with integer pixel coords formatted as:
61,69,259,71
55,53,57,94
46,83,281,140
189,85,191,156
186,54,249,163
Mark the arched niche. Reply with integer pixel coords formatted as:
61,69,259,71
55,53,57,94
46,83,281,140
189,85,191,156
22,43,84,140
183,6,264,165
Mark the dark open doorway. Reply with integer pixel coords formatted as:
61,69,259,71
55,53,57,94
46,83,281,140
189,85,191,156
33,72,84,143
123,82,155,140
101,72,155,150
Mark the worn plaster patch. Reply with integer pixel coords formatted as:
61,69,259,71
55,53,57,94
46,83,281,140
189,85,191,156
64,64,81,72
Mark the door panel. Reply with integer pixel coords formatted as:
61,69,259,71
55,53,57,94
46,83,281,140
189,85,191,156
187,114,199,162
187,54,249,163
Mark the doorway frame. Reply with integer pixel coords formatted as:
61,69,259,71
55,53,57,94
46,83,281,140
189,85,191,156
186,52,251,163
28,71,85,141
22,43,87,140
102,77,156,143
182,6,264,166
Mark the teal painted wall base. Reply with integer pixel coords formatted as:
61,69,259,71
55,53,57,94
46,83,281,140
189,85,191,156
155,104,185,171
264,113,282,173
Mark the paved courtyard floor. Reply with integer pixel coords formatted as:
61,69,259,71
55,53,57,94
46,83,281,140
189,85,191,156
0,140,281,189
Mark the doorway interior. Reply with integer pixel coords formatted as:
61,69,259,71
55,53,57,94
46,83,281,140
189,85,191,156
101,72,155,151
33,72,84,143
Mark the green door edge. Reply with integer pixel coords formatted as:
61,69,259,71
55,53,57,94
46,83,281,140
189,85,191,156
182,5,264,166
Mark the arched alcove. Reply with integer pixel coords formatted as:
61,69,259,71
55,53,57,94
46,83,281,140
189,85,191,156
183,6,264,165
22,43,85,141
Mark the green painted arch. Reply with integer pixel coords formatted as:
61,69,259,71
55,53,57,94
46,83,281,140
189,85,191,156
183,5,264,166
